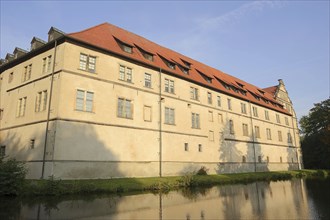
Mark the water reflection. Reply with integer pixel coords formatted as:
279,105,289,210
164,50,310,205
1,179,329,219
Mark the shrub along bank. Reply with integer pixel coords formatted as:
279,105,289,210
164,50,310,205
15,169,330,197
0,157,329,197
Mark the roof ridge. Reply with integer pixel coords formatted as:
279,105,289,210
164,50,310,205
68,22,110,36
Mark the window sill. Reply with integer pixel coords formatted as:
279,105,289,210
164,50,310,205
78,68,97,74
164,123,176,126
74,109,95,114
117,116,134,120
118,79,134,84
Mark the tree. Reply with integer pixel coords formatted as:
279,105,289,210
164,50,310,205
300,98,330,169
0,157,27,196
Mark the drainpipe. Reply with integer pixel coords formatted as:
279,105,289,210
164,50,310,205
41,40,57,179
248,101,257,172
159,68,162,177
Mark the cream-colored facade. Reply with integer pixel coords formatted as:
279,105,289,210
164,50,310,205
0,25,302,179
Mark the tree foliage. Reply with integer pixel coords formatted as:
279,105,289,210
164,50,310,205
300,98,330,169
0,157,27,196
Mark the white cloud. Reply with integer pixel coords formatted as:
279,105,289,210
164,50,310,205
197,1,287,31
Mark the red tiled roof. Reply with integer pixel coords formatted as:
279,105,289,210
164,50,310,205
263,86,278,97
68,22,290,115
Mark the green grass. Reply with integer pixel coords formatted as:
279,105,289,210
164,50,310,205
18,169,329,197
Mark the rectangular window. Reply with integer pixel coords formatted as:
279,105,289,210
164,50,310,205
227,98,232,110
79,53,96,73
280,157,283,163
255,126,260,138
258,155,262,163
143,105,152,122
184,143,189,151
242,156,246,163
241,103,247,114
30,139,35,149
22,64,32,82
288,133,292,143
242,123,249,136
190,87,199,100
42,58,47,73
207,92,212,104
165,107,175,125
278,131,283,142
218,113,223,123
47,55,52,72
0,108,3,120
276,114,281,123
0,146,5,158
198,144,202,152
252,106,258,117
35,90,48,112
16,97,27,117
285,117,289,126
118,98,133,119
191,113,200,129
266,128,272,140
265,110,270,120
209,130,214,141
164,79,175,93
144,73,152,88
119,65,133,83
75,90,94,112
217,96,221,107
8,72,14,83
229,120,234,134
208,111,213,122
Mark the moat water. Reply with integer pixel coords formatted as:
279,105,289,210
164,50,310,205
1,178,329,219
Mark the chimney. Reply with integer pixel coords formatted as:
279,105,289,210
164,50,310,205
278,79,284,85
48,27,65,42
5,53,14,62
13,47,28,59
31,37,47,50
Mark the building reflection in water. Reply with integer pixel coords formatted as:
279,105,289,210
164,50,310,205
3,179,327,219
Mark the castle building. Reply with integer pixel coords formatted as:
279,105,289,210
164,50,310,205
0,23,302,179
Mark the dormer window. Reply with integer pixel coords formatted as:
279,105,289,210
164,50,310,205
197,70,212,83
181,59,191,68
160,56,175,70
136,45,153,61
179,65,189,75
143,52,153,61
115,37,133,54
121,43,132,53
236,82,244,88
258,89,265,95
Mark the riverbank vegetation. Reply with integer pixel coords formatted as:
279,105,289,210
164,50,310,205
2,164,329,197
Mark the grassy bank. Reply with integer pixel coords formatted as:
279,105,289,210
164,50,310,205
19,169,329,197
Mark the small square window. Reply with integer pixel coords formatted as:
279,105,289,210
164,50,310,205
184,143,189,151
30,139,35,149
198,144,202,152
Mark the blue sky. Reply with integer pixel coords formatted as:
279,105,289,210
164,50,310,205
1,0,329,121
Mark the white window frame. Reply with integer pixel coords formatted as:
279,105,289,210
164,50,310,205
75,89,94,112
191,112,200,129
165,79,175,93
79,53,96,73
117,98,133,119
144,73,152,88
190,87,199,100
165,107,175,125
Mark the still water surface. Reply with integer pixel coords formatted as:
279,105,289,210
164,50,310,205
1,178,329,219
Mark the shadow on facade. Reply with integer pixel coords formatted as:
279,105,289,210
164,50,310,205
1,120,151,219
217,120,269,174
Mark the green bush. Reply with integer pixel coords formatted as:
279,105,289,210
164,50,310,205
196,166,208,175
0,157,27,196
